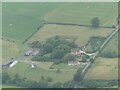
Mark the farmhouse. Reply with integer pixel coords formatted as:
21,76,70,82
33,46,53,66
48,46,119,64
68,61,80,66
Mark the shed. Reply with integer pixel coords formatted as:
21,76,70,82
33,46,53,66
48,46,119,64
9,60,18,68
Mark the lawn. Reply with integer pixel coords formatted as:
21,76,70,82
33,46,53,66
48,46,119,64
5,62,78,83
44,2,117,27
27,24,113,45
84,57,118,80
2,2,62,42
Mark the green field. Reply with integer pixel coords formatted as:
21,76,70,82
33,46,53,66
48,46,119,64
2,40,27,63
2,85,20,88
2,2,117,43
5,62,80,83
100,31,118,57
2,2,62,42
27,24,112,45
84,57,118,80
44,2,117,27
2,2,118,87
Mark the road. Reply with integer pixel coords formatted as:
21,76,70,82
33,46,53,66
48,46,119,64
80,24,119,82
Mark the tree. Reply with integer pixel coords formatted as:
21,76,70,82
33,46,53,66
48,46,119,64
2,72,11,84
43,43,54,54
63,54,76,62
91,17,100,27
30,41,42,48
73,70,82,83
38,80,48,88
56,69,61,73
46,77,53,82
51,44,71,59
52,82,63,88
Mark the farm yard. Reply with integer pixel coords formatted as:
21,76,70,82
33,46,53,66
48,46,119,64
2,2,118,88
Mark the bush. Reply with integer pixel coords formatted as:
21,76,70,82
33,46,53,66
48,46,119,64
47,77,53,82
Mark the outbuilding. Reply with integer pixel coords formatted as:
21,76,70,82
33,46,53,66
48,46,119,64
9,60,18,68
68,61,80,66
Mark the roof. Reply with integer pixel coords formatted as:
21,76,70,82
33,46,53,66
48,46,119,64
68,61,79,64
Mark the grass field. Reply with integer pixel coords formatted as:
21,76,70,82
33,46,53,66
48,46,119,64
2,2,118,87
21,60,54,69
84,57,118,80
44,2,117,27
2,2,117,43
100,31,118,57
2,85,20,88
2,2,62,42
2,40,27,63
27,24,113,45
5,62,80,83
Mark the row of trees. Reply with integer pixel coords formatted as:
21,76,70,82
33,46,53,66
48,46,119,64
86,36,106,53
31,36,77,63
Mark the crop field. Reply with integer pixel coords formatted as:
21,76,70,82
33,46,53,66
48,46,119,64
44,2,117,27
2,2,62,42
27,24,113,45
5,62,79,83
84,57,118,80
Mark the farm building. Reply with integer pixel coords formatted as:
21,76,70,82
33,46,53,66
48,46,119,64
68,61,80,66
24,49,40,56
25,50,32,56
30,64,36,68
70,50,85,56
31,49,40,56
9,60,18,68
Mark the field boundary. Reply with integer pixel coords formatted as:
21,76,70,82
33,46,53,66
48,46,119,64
22,23,45,44
16,22,115,44
44,22,114,29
